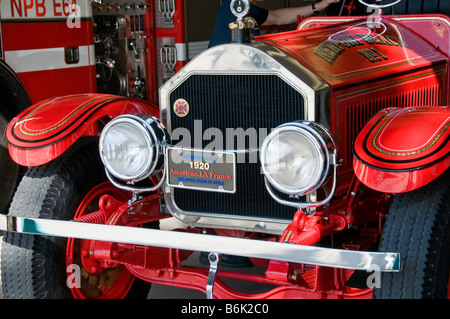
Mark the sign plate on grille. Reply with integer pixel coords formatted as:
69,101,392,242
166,147,236,193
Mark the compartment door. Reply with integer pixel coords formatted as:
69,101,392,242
0,1,96,103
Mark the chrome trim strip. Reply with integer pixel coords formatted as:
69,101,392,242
0,215,400,272
297,18,355,30
358,0,401,9
105,169,166,193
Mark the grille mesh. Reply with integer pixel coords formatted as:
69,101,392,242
345,81,441,164
168,74,305,219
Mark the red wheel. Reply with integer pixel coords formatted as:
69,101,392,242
66,182,137,299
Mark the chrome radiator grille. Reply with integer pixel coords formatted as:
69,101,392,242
168,74,305,220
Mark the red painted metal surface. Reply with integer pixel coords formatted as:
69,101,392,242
66,182,136,299
1,20,96,103
333,66,447,171
154,0,187,73
6,93,160,166
279,210,346,246
266,210,347,284
353,156,450,193
128,264,372,299
17,66,96,104
353,106,450,193
391,15,450,58
256,15,448,88
64,185,373,299
1,21,94,51
66,181,167,299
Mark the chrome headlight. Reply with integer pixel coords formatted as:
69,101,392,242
260,121,334,196
99,114,168,182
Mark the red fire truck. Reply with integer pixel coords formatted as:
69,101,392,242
0,0,450,300
0,0,194,213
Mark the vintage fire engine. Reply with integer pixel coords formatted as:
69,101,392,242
1,0,450,299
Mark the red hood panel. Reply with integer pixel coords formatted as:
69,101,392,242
256,16,447,87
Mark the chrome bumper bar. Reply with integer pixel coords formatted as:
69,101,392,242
0,215,400,272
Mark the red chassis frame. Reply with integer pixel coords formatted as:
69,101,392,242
69,180,377,299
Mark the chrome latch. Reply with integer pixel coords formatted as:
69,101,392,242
159,0,176,25
160,46,177,77
206,252,220,299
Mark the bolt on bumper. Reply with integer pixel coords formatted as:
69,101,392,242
0,215,400,272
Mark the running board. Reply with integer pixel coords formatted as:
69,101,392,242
0,215,400,272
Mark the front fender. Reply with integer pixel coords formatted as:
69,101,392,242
353,107,450,193
6,93,160,166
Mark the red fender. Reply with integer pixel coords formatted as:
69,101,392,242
6,93,160,166
353,107,450,193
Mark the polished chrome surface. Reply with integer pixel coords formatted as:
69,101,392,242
0,215,400,272
206,252,220,299
159,43,320,232
358,0,402,9
105,169,166,193
159,43,317,130
260,121,335,196
261,121,339,210
99,114,168,183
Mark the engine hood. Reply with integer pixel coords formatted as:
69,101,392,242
255,16,447,88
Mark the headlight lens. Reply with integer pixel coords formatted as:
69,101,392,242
99,114,168,182
260,122,332,195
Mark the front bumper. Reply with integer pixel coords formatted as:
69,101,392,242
0,215,400,272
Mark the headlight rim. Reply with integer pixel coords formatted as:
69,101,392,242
99,114,167,183
260,121,332,196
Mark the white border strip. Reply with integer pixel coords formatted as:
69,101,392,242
4,45,95,73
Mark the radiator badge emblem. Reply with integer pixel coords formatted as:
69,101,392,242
173,98,190,118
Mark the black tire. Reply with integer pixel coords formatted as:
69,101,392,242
1,137,151,299
0,110,19,215
375,169,450,299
